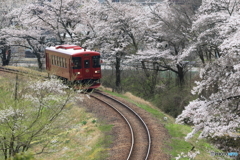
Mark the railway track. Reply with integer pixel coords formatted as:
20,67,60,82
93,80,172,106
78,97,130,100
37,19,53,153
0,66,155,159
0,66,20,74
0,66,47,79
91,90,151,160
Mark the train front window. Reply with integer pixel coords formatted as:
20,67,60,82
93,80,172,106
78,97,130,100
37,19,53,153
84,60,90,68
92,56,101,68
72,57,81,69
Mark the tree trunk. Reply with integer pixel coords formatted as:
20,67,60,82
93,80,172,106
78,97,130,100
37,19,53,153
26,39,43,70
151,62,159,93
2,47,11,66
115,54,121,92
198,47,205,64
176,64,184,86
140,61,159,97
37,56,43,70
9,134,15,158
141,61,150,78
34,51,43,70
3,137,8,160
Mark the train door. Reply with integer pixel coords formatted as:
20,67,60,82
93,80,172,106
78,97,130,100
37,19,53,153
83,57,91,79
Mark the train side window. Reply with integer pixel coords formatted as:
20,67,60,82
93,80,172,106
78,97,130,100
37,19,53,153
51,55,54,65
92,56,101,68
72,57,81,69
58,57,60,66
54,56,57,65
63,58,65,68
64,58,67,68
59,57,61,66
60,57,63,67
57,57,59,66
52,56,54,65
84,60,90,68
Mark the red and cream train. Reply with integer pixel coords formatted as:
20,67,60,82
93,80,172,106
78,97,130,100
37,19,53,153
45,45,101,89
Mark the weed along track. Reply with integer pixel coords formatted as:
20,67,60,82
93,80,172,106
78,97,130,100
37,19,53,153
0,66,48,79
91,91,151,160
0,66,25,76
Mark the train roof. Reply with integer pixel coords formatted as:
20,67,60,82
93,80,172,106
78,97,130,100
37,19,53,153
45,45,99,55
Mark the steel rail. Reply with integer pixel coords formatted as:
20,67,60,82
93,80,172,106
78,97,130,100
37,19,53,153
90,94,134,160
0,66,48,78
94,91,151,160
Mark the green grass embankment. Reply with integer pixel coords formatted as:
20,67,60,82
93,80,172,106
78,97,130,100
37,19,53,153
102,89,230,160
30,105,112,160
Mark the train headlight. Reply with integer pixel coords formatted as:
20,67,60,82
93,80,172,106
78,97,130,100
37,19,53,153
95,70,101,73
75,72,81,75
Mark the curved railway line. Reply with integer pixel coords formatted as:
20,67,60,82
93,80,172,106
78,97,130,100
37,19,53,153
91,90,151,160
0,66,48,78
1,66,169,160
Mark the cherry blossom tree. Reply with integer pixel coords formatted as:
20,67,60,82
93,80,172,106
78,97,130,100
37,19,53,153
0,6,12,66
0,77,82,159
1,3,51,69
128,0,201,86
82,0,148,92
1,0,85,69
184,0,240,64
176,0,240,151
0,39,11,66
25,0,85,44
1,25,47,69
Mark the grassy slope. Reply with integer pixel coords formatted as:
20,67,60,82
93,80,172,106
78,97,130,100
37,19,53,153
31,105,112,160
102,89,231,160
0,69,112,160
